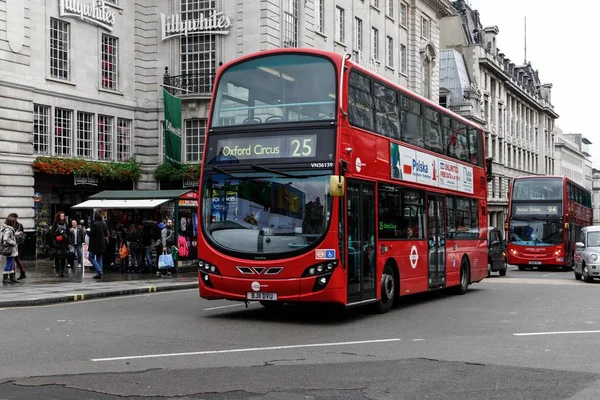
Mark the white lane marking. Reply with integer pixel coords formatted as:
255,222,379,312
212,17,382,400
204,303,249,311
482,278,584,286
514,330,600,337
541,273,555,277
91,338,402,362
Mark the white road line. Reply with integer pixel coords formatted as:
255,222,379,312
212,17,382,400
514,330,600,337
203,303,249,311
541,273,555,277
91,338,402,362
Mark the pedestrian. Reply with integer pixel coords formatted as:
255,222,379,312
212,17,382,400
69,219,85,268
8,213,26,280
50,211,70,278
160,219,176,277
1,216,21,284
141,223,154,273
88,212,107,279
118,237,130,273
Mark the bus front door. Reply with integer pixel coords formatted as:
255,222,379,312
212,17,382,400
427,194,446,289
346,180,376,304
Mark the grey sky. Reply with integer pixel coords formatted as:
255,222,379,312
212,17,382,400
469,0,598,168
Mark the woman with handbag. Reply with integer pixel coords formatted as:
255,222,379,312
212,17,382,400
50,211,70,277
1,216,20,284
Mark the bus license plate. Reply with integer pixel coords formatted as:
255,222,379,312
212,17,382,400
529,261,542,265
247,292,278,301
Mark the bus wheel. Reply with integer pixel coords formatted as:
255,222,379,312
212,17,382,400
375,264,396,314
260,301,284,309
453,258,470,295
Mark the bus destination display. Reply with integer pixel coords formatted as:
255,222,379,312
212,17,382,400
216,135,317,160
512,204,561,216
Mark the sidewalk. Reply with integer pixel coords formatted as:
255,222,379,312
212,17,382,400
0,259,199,308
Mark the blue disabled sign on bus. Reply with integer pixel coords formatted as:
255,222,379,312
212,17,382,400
316,249,336,260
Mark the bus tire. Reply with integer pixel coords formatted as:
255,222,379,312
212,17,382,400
499,260,508,277
453,257,470,295
375,263,396,314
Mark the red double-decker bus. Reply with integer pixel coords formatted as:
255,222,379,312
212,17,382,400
506,176,593,270
197,49,491,313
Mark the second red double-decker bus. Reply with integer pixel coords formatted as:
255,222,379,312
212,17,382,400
197,49,491,313
506,175,593,270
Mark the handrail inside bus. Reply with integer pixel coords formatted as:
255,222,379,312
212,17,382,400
339,53,351,117
219,101,335,112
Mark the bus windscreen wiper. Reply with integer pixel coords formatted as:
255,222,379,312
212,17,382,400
251,164,296,178
211,165,238,178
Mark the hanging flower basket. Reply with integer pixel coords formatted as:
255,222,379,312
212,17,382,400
154,163,201,182
32,156,141,182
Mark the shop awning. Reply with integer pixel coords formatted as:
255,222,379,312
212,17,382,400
72,199,171,209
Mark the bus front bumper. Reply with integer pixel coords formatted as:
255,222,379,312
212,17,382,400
198,270,347,305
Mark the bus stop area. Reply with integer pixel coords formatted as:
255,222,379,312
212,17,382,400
71,189,200,272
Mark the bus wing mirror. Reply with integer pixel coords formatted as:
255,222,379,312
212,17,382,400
485,157,493,182
329,175,345,197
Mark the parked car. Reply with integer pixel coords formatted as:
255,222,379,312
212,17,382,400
485,227,507,276
574,226,600,283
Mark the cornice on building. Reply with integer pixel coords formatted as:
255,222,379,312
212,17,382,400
423,0,455,17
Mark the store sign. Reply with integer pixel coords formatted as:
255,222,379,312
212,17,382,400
183,177,198,188
160,10,232,41
74,175,98,186
59,0,116,31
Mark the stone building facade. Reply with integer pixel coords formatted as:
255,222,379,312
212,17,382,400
438,0,559,230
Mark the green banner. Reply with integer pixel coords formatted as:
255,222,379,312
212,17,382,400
163,88,182,166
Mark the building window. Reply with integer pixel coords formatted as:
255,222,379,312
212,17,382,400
400,3,407,27
372,28,379,60
180,0,216,94
76,112,93,159
283,0,298,47
355,18,363,52
54,108,72,156
185,119,206,162
316,0,324,33
439,94,448,108
98,115,113,160
101,34,118,90
335,7,345,43
34,105,50,155
400,44,407,74
372,0,379,8
49,18,69,80
421,16,430,40
117,118,132,161
422,58,431,98
387,36,393,67
387,0,393,18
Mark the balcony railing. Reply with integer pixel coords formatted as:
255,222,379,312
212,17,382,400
163,71,216,96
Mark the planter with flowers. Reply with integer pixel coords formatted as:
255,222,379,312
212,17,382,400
154,163,201,182
32,156,142,182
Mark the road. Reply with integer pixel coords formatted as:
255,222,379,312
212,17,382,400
1,265,600,399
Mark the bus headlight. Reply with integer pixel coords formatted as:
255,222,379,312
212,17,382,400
302,261,338,277
554,249,562,256
590,254,598,262
510,249,519,256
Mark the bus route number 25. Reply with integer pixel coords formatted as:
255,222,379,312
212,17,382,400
291,138,314,157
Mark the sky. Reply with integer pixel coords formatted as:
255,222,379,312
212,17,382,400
469,0,599,169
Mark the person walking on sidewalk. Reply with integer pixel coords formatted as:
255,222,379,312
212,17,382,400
50,211,70,278
88,212,107,279
8,213,26,280
159,219,176,277
69,219,85,268
1,216,21,284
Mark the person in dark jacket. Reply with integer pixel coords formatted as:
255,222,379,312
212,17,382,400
50,211,70,277
127,224,142,272
8,213,26,279
69,219,86,268
88,212,107,279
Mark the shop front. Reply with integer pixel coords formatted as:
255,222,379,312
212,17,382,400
72,189,199,268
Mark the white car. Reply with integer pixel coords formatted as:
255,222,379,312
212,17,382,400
574,226,600,283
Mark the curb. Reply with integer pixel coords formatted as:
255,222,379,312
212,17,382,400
0,282,199,308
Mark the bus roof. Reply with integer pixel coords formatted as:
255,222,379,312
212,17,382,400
215,48,484,132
